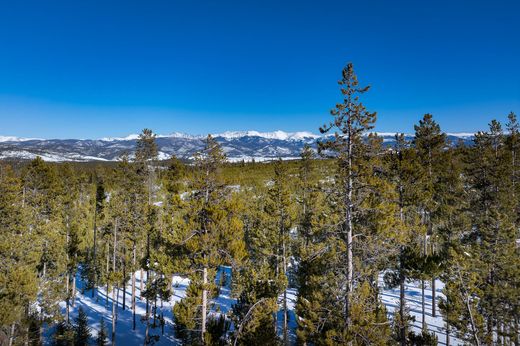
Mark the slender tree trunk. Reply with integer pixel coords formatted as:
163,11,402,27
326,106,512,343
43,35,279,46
132,242,136,330
106,242,110,309
66,221,70,323
153,293,157,327
445,294,450,346
140,268,144,297
399,267,406,346
283,238,288,346
72,260,76,307
202,266,208,343
422,226,427,331
515,316,519,346
66,271,70,324
345,126,353,331
8,322,15,346
123,251,126,311
431,238,436,317
145,233,151,345
458,268,480,346
431,277,436,317
112,218,118,346
92,205,98,298
112,285,117,346
113,218,118,305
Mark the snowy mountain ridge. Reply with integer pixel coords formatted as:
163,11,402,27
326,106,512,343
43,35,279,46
0,130,476,162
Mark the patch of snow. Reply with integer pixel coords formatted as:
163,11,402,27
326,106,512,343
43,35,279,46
447,132,475,139
0,136,43,142
214,130,320,141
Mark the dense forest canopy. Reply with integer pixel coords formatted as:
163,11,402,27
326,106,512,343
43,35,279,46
1,64,519,346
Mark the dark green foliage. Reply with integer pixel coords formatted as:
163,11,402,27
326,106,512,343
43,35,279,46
206,314,231,346
54,321,74,346
408,329,438,346
74,307,91,346
97,318,108,346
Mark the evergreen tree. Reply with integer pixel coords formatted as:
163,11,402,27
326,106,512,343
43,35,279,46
318,63,394,343
294,145,338,345
0,164,38,345
384,133,423,345
97,318,108,346
412,114,447,322
173,135,245,344
22,157,68,338
135,128,159,344
90,173,106,298
463,120,519,344
265,159,295,344
73,307,91,346
53,320,74,346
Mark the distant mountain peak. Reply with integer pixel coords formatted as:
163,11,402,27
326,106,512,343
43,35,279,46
0,130,477,162
213,130,320,141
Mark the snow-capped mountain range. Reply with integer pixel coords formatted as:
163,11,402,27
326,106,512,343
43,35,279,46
0,130,475,162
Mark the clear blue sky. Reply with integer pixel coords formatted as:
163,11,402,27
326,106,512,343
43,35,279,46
0,0,518,138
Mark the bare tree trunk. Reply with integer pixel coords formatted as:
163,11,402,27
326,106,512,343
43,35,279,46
105,241,110,308
282,237,288,346
458,268,480,346
144,233,151,345
153,293,157,327
113,218,118,304
202,266,208,343
8,322,15,346
422,229,427,331
345,126,353,332
132,242,136,330
66,221,70,324
399,270,406,346
123,253,126,311
431,235,436,318
445,295,450,346
112,285,117,346
72,259,76,307
112,218,118,346
431,277,436,317
66,271,70,324
140,268,144,297
92,205,98,298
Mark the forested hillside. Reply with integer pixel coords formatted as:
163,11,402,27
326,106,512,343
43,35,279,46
1,64,518,346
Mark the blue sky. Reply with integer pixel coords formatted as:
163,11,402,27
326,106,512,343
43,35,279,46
0,0,518,139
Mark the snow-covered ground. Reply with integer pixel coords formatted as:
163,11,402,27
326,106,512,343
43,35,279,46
380,277,462,345
50,269,460,345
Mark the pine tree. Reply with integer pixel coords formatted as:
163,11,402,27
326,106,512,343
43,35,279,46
463,120,519,344
413,114,446,324
97,318,108,346
173,135,245,344
22,157,68,339
74,307,91,346
231,262,281,346
264,159,295,344
53,320,74,346
384,133,423,345
0,164,38,345
318,62,381,341
294,145,338,345
135,128,159,344
90,173,106,298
